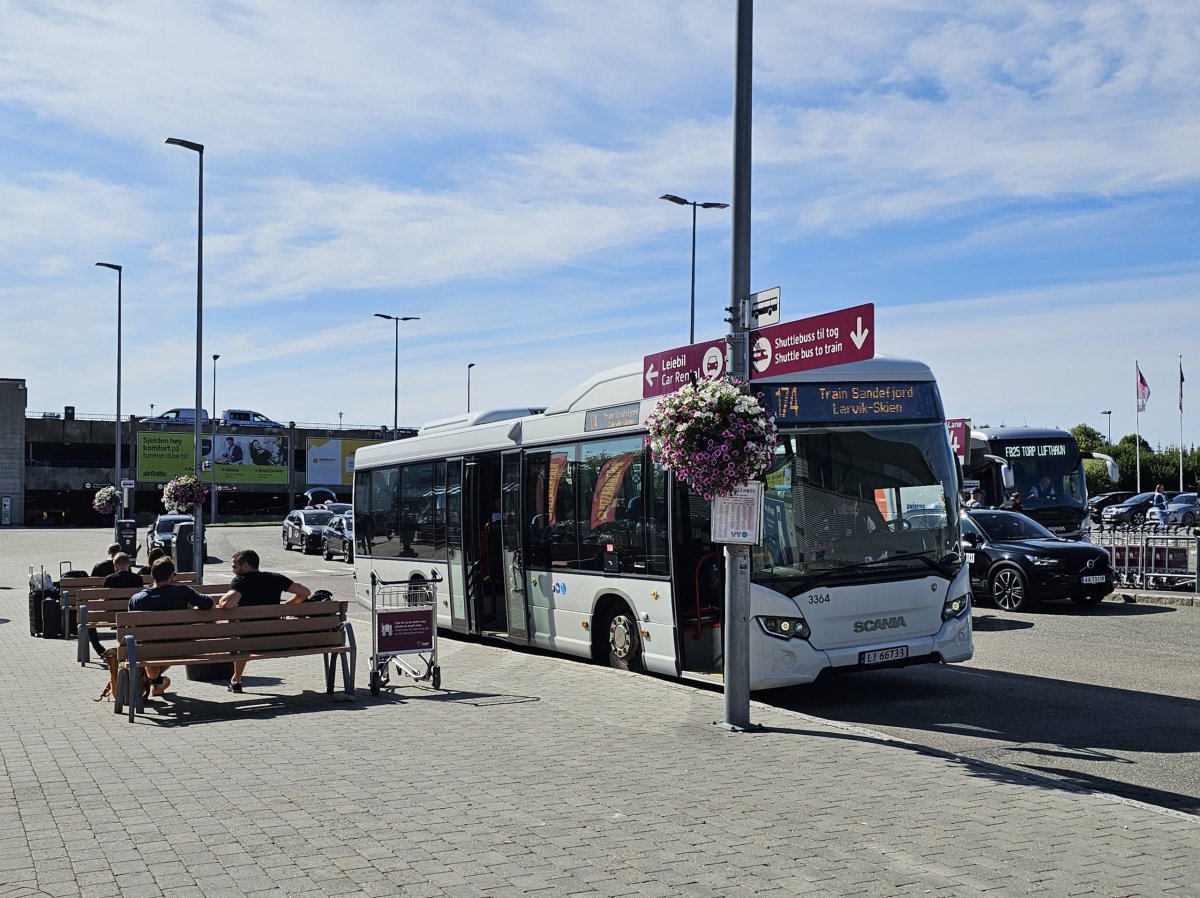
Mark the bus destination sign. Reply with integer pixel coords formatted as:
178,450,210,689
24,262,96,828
763,381,941,425
584,402,642,432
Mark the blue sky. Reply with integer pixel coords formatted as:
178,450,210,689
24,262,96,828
2,0,1196,449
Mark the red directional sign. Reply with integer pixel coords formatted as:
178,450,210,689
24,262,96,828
946,418,971,461
643,338,726,399
749,303,874,379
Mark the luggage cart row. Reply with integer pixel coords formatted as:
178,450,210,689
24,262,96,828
1091,529,1199,592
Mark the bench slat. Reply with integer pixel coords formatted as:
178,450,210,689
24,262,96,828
124,631,347,662
122,645,350,668
115,601,343,627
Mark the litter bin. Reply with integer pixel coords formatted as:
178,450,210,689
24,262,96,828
114,518,139,560
172,522,195,573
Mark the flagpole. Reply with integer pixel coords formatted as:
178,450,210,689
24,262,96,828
1180,355,1185,492
1135,360,1142,494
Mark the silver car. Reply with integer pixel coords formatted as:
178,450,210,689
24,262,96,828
1147,492,1198,527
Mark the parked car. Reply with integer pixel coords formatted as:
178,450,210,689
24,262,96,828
961,508,1112,612
142,407,210,425
221,408,283,428
282,509,335,554
1100,490,1181,526
146,513,207,555
321,502,352,515
1086,491,1135,520
1147,492,1199,527
321,514,355,562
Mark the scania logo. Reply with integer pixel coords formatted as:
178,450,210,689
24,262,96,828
853,616,907,633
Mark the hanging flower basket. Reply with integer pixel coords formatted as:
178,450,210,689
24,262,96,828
645,377,777,500
162,475,208,513
92,485,120,516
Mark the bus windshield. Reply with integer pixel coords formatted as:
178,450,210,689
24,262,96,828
754,423,960,597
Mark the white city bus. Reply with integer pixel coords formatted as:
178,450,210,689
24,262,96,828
352,356,973,691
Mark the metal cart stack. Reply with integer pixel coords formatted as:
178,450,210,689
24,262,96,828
368,571,442,695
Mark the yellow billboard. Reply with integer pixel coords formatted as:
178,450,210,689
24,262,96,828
138,432,289,484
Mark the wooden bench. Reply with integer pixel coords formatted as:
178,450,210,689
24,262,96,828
72,582,234,663
57,572,197,589
112,601,356,721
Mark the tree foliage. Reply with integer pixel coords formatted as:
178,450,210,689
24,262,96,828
1078,426,1198,494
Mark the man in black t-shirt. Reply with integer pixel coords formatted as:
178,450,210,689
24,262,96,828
128,558,215,696
91,543,123,577
219,549,311,692
103,553,143,589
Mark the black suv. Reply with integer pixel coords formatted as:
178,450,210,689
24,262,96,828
961,509,1111,612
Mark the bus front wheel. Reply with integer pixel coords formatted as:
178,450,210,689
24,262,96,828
603,606,645,673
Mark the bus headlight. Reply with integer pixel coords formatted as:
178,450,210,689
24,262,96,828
757,616,810,640
942,593,970,621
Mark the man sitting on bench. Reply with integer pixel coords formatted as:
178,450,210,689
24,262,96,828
218,549,311,693
128,558,215,696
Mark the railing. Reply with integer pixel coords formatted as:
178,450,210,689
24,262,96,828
28,411,396,431
1090,524,1199,593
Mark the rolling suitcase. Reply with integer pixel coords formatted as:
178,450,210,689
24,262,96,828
41,596,63,639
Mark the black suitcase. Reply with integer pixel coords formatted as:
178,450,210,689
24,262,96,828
41,597,63,639
28,587,59,636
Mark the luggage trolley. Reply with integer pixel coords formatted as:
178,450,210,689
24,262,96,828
368,571,442,695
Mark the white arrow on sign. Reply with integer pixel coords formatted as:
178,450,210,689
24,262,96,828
645,363,659,387
850,316,870,349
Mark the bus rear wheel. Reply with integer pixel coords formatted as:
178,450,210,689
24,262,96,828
603,606,645,673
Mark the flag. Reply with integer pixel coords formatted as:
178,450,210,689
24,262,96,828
1180,362,1186,413
1137,363,1150,412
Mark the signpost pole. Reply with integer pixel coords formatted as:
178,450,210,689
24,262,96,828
722,0,754,732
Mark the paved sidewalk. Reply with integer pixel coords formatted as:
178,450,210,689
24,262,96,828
2,529,1198,897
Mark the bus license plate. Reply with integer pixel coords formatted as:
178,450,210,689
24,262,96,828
860,646,908,665
1080,575,1106,584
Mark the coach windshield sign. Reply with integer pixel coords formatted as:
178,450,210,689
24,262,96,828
763,381,942,425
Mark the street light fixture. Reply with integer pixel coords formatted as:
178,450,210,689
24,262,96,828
467,362,476,412
165,136,206,582
660,193,730,343
211,354,220,521
1101,410,1112,445
95,262,123,509
373,313,420,439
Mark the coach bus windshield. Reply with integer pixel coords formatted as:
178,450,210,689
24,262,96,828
753,423,960,597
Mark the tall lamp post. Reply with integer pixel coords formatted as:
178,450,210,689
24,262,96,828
660,194,730,343
373,313,419,439
211,354,220,521
1101,410,1112,445
467,362,476,412
95,262,123,509
166,136,205,582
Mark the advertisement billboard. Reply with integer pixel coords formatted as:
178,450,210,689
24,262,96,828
305,438,383,487
138,432,289,484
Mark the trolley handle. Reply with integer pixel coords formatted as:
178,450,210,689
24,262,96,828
370,570,443,588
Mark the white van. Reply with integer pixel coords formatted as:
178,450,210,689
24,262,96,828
143,408,210,425
221,409,283,428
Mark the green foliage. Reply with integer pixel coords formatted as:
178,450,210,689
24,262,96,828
1081,425,1199,492
1070,423,1105,453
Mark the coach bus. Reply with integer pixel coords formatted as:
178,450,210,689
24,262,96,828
351,356,973,691
963,427,1118,538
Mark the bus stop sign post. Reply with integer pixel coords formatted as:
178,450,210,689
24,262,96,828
722,0,755,734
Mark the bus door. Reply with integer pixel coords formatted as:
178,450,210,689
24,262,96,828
445,458,471,633
670,479,723,674
501,450,530,643
469,452,507,635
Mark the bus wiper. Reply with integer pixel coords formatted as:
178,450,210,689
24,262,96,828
787,555,915,597
907,550,961,581
787,551,960,597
